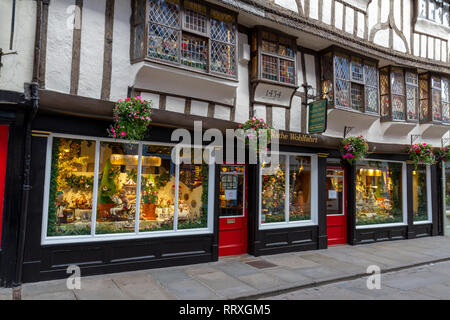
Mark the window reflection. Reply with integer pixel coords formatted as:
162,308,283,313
412,166,429,222
261,156,286,223
289,156,311,221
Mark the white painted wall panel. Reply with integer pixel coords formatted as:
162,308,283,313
442,41,447,62
380,0,389,23
357,12,365,38
367,0,378,34
335,1,344,30
111,0,137,101
428,37,434,59
289,96,302,133
309,0,319,20
140,92,160,109
297,52,304,92
421,34,427,58
345,7,355,34
435,39,441,61
322,0,332,24
235,33,250,122
413,33,420,56
272,107,286,130
214,105,231,120
274,0,298,12
373,29,389,48
393,33,406,53
393,0,401,30
190,100,209,117
0,0,36,92
78,0,106,99
304,54,316,91
403,0,411,51
253,105,267,122
46,0,75,94
166,96,185,113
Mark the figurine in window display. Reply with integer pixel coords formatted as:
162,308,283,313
55,191,68,225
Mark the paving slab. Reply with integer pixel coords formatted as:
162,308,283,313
262,267,313,285
193,270,256,298
262,254,320,269
147,268,191,285
214,261,261,277
165,278,222,300
294,265,347,282
237,272,285,290
73,278,130,300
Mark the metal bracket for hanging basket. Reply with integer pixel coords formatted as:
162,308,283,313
343,126,354,138
410,134,421,145
442,138,450,147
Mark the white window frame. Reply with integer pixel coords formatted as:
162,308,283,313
355,159,408,229
413,164,433,224
41,133,215,245
258,152,318,230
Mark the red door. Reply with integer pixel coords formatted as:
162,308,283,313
0,125,9,247
326,166,347,245
218,164,247,256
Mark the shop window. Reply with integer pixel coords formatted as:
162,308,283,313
379,67,419,122
47,137,96,236
418,0,450,26
355,161,404,226
250,28,297,86
44,135,214,243
132,0,237,78
418,73,450,124
260,154,315,226
444,162,450,215
412,166,430,222
320,48,379,114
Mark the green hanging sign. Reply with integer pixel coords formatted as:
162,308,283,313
308,99,328,134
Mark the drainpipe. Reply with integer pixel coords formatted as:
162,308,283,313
11,0,45,299
10,0,16,50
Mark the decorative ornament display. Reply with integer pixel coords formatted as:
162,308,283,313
340,136,369,165
407,143,435,169
108,96,153,141
238,117,272,153
437,145,450,162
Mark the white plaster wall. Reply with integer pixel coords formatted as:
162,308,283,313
296,52,304,93
0,0,36,92
322,0,332,24
380,0,389,23
274,0,298,12
290,96,302,132
413,33,420,56
253,104,266,122
304,54,316,91
234,33,250,122
190,100,209,117
335,1,344,30
78,0,106,99
140,92,160,109
428,37,434,59
345,7,354,34
46,0,75,94
166,96,185,113
367,0,378,34
393,33,406,53
272,107,286,130
357,12,365,38
403,0,411,51
214,105,231,120
110,0,138,101
420,34,427,58
373,29,389,48
309,0,319,20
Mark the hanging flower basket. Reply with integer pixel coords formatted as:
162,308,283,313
340,136,369,165
407,143,435,169
238,117,272,153
108,97,153,141
437,146,450,162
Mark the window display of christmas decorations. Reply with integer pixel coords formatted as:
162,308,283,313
407,143,435,169
260,155,312,224
412,166,429,222
340,136,369,165
47,138,96,236
239,117,272,154
45,137,212,239
108,96,153,142
355,161,403,226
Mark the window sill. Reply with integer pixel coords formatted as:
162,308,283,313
413,220,432,225
259,220,317,230
133,60,239,106
356,222,407,229
42,228,213,246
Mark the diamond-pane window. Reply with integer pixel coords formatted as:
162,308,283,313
262,55,278,81
335,54,350,80
392,95,405,120
366,87,378,113
364,63,378,87
443,79,450,123
211,10,236,44
351,83,364,111
406,86,418,120
351,58,363,83
148,24,179,62
432,89,442,121
211,41,236,76
149,0,180,27
391,70,404,95
181,33,208,70
335,79,350,108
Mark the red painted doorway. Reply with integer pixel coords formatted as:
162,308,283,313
218,164,247,256
326,165,347,245
0,125,9,247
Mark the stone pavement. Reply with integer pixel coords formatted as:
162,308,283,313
1,236,450,300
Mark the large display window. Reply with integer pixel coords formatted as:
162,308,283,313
443,162,450,235
259,153,317,228
42,135,215,244
412,165,431,223
355,160,406,227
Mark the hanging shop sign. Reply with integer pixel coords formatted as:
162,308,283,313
253,83,296,107
308,99,328,134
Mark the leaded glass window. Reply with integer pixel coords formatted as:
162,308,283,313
442,78,450,123
417,0,450,26
133,0,237,78
418,73,450,124
432,76,442,121
322,49,379,114
380,67,420,122
258,30,296,85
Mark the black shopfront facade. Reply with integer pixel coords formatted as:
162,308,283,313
0,95,442,286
